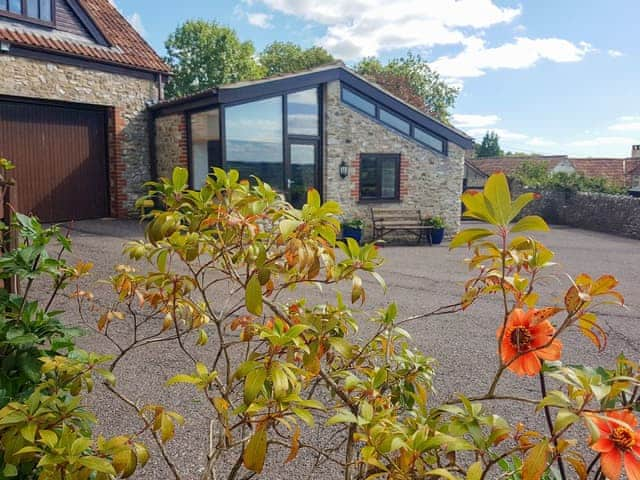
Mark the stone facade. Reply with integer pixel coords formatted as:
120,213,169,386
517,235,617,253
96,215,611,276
324,81,465,238
516,186,640,240
155,113,188,180
0,55,159,216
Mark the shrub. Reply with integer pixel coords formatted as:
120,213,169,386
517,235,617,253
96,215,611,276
2,166,636,480
512,160,627,195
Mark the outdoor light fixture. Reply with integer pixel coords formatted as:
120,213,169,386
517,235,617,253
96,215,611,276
339,161,349,179
0,41,10,53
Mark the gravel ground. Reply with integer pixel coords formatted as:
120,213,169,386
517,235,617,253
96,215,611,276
32,219,640,479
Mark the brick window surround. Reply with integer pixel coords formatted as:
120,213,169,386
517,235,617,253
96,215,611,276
350,153,408,202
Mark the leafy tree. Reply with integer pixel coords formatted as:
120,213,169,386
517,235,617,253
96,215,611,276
259,41,335,76
164,20,265,99
475,131,503,157
354,53,458,122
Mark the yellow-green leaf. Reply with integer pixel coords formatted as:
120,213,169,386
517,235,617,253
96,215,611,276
246,275,263,316
484,172,512,225
243,428,268,473
510,215,549,233
522,439,550,480
467,462,483,480
244,367,266,405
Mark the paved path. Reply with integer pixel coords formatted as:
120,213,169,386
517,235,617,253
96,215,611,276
38,219,640,479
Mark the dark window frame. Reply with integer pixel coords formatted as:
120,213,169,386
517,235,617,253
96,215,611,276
341,85,448,156
0,0,55,26
359,153,401,202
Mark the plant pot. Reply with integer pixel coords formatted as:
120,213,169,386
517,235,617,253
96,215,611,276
431,228,445,245
342,225,362,243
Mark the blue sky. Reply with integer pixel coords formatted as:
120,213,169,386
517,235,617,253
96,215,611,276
115,0,640,157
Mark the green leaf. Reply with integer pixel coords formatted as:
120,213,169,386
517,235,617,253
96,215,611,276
292,407,315,427
426,468,459,479
270,363,289,399
20,423,37,443
244,367,266,405
243,428,267,473
553,410,579,434
2,464,17,477
279,219,302,237
326,410,358,426
510,215,549,233
245,275,263,316
306,189,321,209
467,461,483,480
484,172,512,225
522,439,550,480
449,228,494,249
166,374,200,386
172,167,189,191
77,456,117,475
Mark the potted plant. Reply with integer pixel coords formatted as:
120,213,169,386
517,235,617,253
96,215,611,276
427,216,446,245
341,218,364,243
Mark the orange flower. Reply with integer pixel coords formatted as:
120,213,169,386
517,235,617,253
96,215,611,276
496,308,562,376
589,410,640,480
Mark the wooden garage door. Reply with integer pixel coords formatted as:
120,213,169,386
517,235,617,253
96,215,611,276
0,99,109,223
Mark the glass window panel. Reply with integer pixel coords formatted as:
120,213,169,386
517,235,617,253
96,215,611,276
289,143,316,208
0,0,8,11
414,127,444,152
379,109,410,135
190,108,220,190
9,0,21,13
26,0,38,17
287,89,319,136
380,157,397,199
39,0,51,21
225,97,284,189
359,157,378,199
342,88,376,116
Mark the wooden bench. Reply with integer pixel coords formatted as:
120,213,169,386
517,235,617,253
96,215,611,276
371,208,433,245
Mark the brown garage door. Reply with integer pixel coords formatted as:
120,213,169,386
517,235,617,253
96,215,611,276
0,98,109,223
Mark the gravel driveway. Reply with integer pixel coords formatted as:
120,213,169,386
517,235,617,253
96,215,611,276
33,219,640,479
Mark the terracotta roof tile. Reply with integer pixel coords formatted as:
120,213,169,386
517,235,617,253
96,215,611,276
0,0,169,73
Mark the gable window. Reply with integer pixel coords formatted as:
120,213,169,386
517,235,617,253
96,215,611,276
379,109,410,135
342,88,376,117
414,127,445,152
1,0,53,23
359,154,400,201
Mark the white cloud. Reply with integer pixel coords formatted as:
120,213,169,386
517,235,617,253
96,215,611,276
608,49,624,58
466,127,529,142
608,116,640,132
127,12,146,36
526,137,557,147
568,136,636,148
247,12,274,28
252,0,520,59
452,113,500,129
432,37,593,79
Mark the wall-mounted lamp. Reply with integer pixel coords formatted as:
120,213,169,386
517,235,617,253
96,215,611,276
0,41,11,53
339,161,349,179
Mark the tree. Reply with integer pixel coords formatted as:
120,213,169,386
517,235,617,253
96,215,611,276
475,131,504,157
259,41,335,77
354,53,459,122
164,20,265,99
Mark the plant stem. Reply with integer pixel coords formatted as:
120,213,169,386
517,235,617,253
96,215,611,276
538,371,567,480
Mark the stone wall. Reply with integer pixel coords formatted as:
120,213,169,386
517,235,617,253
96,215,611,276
155,113,188,180
518,187,640,240
0,55,159,216
324,81,465,238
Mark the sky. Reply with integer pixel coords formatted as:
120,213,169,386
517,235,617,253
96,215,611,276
113,0,640,158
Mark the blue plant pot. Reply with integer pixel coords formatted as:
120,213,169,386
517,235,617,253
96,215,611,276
342,226,362,243
431,228,445,245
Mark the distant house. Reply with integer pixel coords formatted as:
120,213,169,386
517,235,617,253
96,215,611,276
0,0,170,222
151,63,474,233
465,148,640,191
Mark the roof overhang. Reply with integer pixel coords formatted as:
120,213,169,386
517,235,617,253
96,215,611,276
149,65,474,150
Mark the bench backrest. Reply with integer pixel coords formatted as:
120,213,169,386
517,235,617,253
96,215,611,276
371,208,422,224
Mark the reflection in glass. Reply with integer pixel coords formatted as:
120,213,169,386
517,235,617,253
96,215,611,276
359,155,399,200
380,157,397,198
190,108,220,190
379,109,410,135
26,0,37,17
225,97,284,189
39,0,50,20
289,143,316,208
414,127,444,152
287,89,319,136
359,157,378,199
342,88,376,116
9,0,21,13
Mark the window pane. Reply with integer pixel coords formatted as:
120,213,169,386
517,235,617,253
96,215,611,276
0,0,8,11
287,88,319,136
342,88,376,116
414,127,444,152
359,157,378,199
26,0,38,17
190,108,220,190
379,109,410,135
380,157,397,198
39,0,51,21
9,0,21,13
225,97,284,189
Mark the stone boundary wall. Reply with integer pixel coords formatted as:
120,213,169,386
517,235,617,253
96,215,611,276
516,187,640,240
